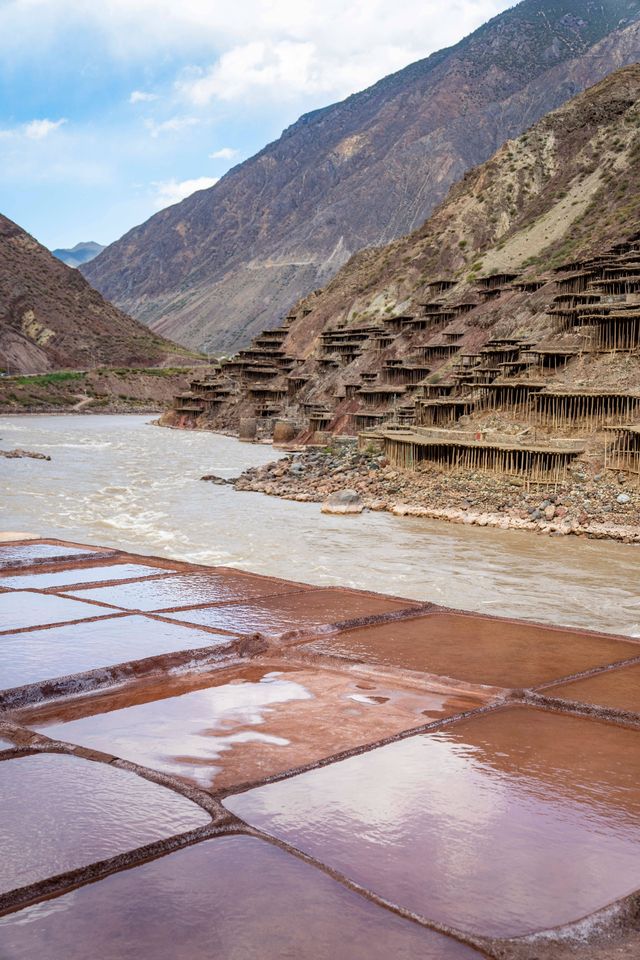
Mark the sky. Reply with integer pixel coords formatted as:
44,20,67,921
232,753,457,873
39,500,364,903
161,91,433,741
0,0,515,250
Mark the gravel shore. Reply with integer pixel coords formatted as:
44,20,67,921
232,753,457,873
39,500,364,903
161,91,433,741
230,444,640,544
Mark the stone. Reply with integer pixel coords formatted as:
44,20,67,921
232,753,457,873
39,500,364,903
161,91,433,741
617,493,631,505
390,503,429,517
544,505,556,521
200,474,232,485
239,418,257,442
1,449,51,461
321,490,364,515
272,420,298,445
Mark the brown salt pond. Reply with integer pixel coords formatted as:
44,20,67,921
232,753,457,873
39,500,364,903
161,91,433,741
548,661,640,715
225,705,640,938
0,836,482,959
0,542,113,569
165,588,420,637
0,753,210,895
306,611,640,688
0,591,117,633
0,615,234,693
64,569,312,611
0,562,174,591
22,665,485,791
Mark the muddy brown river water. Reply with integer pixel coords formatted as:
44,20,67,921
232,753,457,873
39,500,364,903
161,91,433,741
1,414,639,635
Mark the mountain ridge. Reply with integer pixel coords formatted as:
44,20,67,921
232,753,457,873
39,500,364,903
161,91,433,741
84,0,640,352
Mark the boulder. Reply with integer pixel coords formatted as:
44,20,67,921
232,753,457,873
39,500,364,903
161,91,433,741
273,420,297,445
321,489,364,515
239,417,257,441
1,448,51,460
200,474,232,485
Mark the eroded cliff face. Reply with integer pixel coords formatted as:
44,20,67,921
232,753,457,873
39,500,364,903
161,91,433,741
84,0,640,353
0,215,194,374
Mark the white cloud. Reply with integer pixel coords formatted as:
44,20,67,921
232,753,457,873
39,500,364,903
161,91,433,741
209,147,239,160
144,116,201,137
152,176,219,209
0,2,517,107
25,118,67,139
0,118,68,140
129,90,158,103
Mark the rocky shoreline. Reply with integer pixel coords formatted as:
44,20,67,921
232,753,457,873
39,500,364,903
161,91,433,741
230,443,640,544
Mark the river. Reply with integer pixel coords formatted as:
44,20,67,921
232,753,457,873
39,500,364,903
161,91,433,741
1,414,638,636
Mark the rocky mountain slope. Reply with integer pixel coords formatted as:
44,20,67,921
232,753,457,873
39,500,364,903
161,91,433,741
0,215,194,374
165,65,640,543
84,0,640,353
165,64,640,443
52,242,105,268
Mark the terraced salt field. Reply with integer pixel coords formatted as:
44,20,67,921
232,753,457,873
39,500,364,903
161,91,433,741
1,536,639,959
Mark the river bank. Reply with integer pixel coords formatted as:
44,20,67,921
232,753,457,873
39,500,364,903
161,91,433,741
233,444,640,544
0,367,195,415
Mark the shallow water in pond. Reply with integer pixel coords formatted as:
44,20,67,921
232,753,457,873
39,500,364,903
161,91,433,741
0,753,210,894
551,661,640,713
0,836,482,959
308,611,640,688
225,706,640,937
166,588,418,636
0,562,172,591
1,414,639,634
0,615,231,691
0,590,114,632
64,569,311,611
26,665,482,790
0,542,111,569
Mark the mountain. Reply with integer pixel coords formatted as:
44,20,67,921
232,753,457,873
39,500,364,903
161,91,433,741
0,215,194,374
52,241,105,268
84,0,640,354
163,64,640,447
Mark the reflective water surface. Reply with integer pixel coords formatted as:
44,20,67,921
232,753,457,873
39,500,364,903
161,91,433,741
0,542,112,569
551,661,640,714
1,415,639,635
65,570,311,611
0,754,210,894
167,589,418,636
0,591,114,633
26,666,484,790
308,612,640,688
0,836,482,959
0,615,232,692
225,706,640,937
0,563,172,591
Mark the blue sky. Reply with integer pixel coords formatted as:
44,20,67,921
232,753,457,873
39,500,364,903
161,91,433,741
0,0,514,250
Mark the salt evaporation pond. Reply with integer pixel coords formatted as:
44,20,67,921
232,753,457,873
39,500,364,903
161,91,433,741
0,837,482,959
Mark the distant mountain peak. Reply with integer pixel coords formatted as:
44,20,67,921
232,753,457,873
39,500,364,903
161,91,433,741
53,241,105,269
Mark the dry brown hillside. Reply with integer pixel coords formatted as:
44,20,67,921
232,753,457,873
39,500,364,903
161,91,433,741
0,214,195,375
164,64,640,459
